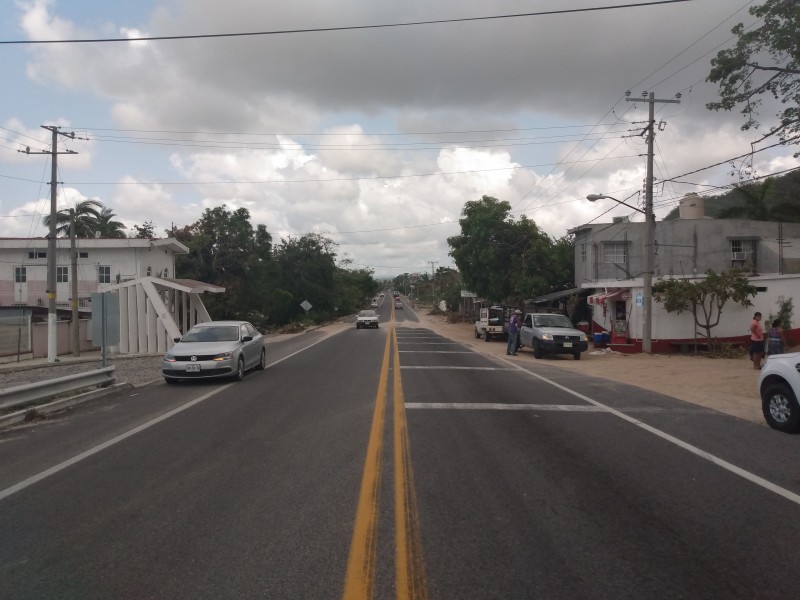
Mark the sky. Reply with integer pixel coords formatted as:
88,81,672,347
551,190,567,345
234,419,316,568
1,0,798,279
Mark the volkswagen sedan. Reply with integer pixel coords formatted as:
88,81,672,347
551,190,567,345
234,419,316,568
162,320,266,383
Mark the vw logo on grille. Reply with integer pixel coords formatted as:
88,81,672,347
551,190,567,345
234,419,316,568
191,356,198,362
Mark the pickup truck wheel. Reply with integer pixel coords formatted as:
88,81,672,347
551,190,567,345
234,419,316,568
573,351,581,360
474,328,480,338
532,341,543,359
762,382,800,433
484,333,490,342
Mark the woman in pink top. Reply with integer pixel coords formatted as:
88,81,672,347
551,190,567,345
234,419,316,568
749,311,765,369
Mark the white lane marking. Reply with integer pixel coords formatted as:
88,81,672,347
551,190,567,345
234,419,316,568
405,403,714,414
0,331,342,503
398,351,473,354
397,342,461,345
503,360,800,507
0,385,231,502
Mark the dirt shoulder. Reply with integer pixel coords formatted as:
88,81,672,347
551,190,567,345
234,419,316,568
404,309,765,426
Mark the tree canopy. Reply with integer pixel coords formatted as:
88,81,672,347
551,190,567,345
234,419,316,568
447,195,574,303
706,0,800,152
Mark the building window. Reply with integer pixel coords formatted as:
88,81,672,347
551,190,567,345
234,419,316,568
98,265,111,284
146,266,152,277
580,243,586,263
79,251,88,259
28,249,46,259
730,239,755,262
15,266,26,283
604,242,627,264
57,266,69,283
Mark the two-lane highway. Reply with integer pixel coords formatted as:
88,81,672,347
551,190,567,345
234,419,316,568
2,301,800,598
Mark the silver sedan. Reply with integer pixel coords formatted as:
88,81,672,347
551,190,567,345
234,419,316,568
162,320,266,383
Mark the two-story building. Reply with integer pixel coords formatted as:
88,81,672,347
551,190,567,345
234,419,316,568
0,237,223,360
570,193,800,352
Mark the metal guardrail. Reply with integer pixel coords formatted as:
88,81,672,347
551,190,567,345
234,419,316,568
0,366,116,411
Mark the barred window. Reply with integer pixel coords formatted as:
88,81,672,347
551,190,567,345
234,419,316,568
57,266,69,283
15,266,26,283
604,242,627,264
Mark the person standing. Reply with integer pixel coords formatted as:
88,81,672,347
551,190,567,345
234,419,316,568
749,311,765,369
767,318,786,356
507,309,522,356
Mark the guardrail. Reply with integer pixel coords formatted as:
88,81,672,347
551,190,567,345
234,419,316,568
0,366,116,411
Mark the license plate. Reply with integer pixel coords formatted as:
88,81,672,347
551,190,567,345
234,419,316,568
186,363,201,372
563,342,573,348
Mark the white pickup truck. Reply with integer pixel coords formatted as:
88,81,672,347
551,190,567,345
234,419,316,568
518,313,589,360
474,306,509,342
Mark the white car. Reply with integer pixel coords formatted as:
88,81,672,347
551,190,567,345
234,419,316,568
758,352,800,433
356,310,379,329
162,320,266,383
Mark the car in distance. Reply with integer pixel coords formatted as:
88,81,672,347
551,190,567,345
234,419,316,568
394,299,403,309
758,352,800,432
370,299,378,308
356,309,379,329
518,313,589,360
162,320,266,383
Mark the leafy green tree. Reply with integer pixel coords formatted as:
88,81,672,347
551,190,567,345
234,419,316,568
448,195,574,303
273,233,338,324
43,199,102,237
653,269,758,351
95,207,126,238
706,0,800,152
131,221,156,239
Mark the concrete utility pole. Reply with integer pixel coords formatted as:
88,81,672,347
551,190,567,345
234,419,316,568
20,126,78,363
429,261,438,300
625,91,679,353
70,209,80,357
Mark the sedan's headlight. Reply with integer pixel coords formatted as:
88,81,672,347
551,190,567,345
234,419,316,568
213,352,232,362
579,334,588,342
540,333,553,341
164,353,176,362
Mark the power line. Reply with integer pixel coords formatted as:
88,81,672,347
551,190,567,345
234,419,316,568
0,1,692,45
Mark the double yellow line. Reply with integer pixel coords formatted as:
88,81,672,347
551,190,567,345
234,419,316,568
343,317,428,600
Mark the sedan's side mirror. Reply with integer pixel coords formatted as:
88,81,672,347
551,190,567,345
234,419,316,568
242,335,253,342
173,337,182,343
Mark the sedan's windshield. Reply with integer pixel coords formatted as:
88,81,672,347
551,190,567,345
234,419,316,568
359,310,377,317
533,315,574,328
182,326,239,342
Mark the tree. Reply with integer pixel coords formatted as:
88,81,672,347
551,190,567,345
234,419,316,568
448,195,574,304
42,199,102,237
273,234,338,323
652,269,758,352
706,0,800,152
95,207,126,238
131,221,156,239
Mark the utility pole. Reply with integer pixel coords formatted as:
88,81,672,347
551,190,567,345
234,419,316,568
21,126,78,363
625,91,679,353
70,209,80,357
429,261,438,301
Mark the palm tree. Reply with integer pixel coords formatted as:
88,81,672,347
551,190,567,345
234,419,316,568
42,199,102,237
95,207,126,238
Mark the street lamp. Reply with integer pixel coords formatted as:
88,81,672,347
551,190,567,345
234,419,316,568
586,193,654,353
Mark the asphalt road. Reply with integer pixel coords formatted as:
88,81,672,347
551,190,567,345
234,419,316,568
1,297,799,599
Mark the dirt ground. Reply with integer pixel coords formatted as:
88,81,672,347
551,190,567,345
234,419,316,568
407,310,771,426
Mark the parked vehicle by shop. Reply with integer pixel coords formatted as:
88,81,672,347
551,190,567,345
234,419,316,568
758,352,800,433
474,304,513,342
518,313,589,360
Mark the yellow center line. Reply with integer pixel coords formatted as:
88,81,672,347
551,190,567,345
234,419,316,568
392,326,430,600
343,326,392,599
